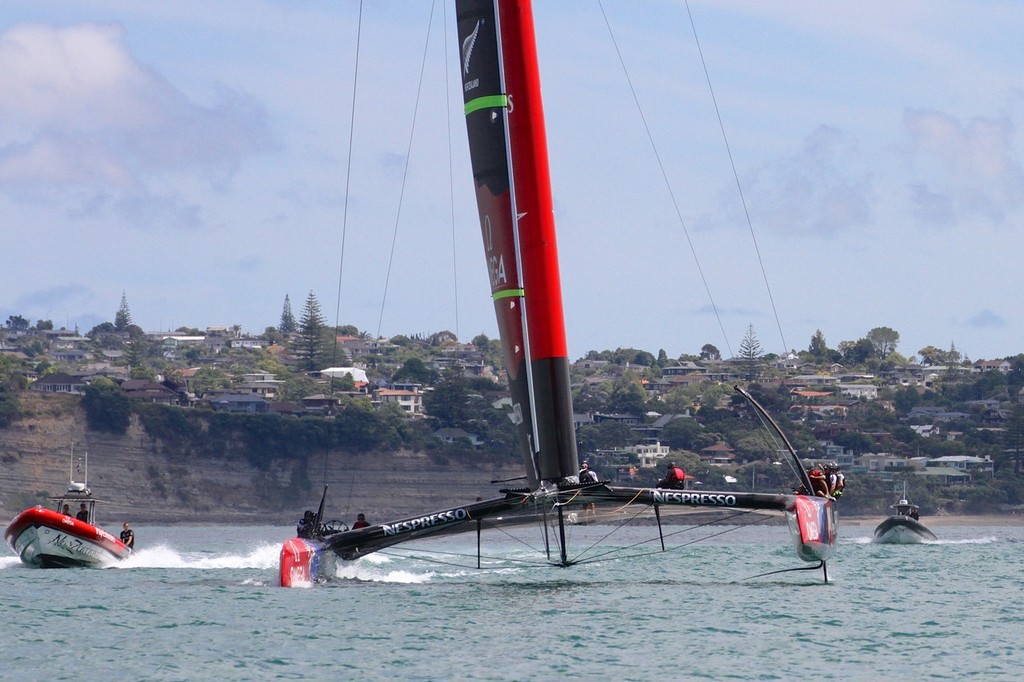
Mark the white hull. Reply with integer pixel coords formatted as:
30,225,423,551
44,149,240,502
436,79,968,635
6,507,130,568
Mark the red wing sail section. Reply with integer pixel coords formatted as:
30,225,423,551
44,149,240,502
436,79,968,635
457,0,577,488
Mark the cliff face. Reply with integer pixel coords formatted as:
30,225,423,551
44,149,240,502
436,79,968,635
0,394,522,528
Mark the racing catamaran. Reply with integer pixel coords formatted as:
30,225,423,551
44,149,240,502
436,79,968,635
279,0,837,586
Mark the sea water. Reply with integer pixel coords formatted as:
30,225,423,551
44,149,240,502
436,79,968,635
1,523,1022,681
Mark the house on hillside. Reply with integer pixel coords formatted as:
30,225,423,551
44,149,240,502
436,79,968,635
434,427,483,447
120,379,178,405
205,392,269,414
624,442,670,468
372,387,423,416
30,372,87,395
699,442,736,466
973,359,1011,373
837,383,878,400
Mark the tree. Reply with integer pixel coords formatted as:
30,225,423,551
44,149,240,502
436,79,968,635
124,337,146,373
839,338,876,365
423,366,471,427
293,291,326,371
114,292,132,332
607,376,647,415
393,357,432,384
809,329,829,360
699,344,721,361
738,324,763,381
279,294,296,334
82,378,131,434
5,315,29,330
866,326,899,358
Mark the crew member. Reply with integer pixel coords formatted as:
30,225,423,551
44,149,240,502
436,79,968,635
352,513,369,529
296,510,316,538
62,504,71,516
579,461,598,484
120,522,135,550
826,464,839,495
657,462,686,490
807,467,829,497
76,503,89,522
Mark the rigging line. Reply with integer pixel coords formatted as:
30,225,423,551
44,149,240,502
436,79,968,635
684,0,788,353
375,0,437,340
375,548,555,570
335,0,364,508
571,511,778,566
596,0,733,360
442,0,460,340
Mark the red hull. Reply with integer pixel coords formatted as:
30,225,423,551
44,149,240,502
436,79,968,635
280,537,334,587
5,506,130,568
788,495,837,562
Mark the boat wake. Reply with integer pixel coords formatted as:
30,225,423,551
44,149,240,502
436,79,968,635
932,537,999,545
0,555,22,570
329,553,438,584
111,543,282,570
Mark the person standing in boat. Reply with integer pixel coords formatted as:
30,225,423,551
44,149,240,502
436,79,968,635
76,503,89,522
352,513,369,529
657,462,686,490
120,523,135,550
579,461,598,484
62,504,71,516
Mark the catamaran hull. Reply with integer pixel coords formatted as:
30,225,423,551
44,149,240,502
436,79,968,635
4,507,130,568
786,495,837,562
280,537,338,586
872,516,936,544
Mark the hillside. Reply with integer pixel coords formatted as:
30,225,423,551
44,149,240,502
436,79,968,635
0,394,522,528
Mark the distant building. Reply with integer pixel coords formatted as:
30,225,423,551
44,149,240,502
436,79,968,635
30,372,87,395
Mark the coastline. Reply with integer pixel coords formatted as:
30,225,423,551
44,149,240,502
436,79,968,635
842,513,1024,527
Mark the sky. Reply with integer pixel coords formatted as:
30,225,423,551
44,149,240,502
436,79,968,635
1,1,1022,363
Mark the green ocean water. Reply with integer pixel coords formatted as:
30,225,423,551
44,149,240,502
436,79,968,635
2,522,1022,681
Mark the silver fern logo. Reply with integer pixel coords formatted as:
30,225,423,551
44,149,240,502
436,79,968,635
462,18,483,76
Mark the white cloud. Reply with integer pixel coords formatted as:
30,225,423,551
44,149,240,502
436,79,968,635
0,22,274,219
903,109,1024,226
745,125,873,238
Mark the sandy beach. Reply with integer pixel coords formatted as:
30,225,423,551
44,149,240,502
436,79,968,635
843,514,1024,528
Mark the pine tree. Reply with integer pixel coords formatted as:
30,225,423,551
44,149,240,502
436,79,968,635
294,291,326,371
114,292,132,332
738,323,763,381
809,329,828,360
279,294,296,334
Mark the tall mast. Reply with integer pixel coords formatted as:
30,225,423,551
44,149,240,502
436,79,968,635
457,0,577,488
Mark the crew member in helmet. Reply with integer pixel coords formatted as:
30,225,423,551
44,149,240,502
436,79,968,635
657,462,686,490
825,464,839,496
297,510,316,538
352,513,369,529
